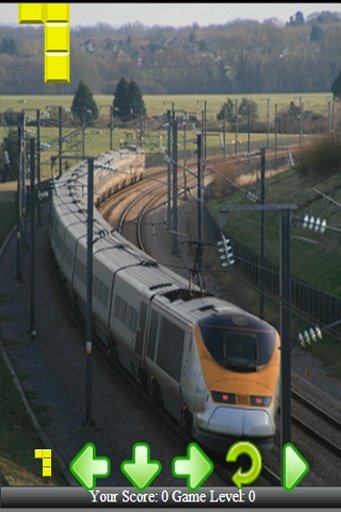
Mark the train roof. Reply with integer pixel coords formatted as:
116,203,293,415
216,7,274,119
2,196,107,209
52,153,277,334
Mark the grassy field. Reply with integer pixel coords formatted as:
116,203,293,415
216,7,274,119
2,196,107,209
0,92,335,121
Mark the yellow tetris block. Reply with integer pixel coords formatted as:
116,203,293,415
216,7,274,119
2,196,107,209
43,449,52,458
34,449,43,459
45,52,70,83
18,3,44,24
45,4,69,22
42,468,52,477
43,459,52,468
45,23,69,52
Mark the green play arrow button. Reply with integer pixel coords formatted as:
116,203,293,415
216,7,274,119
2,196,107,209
121,443,162,491
283,443,309,492
172,443,214,491
69,442,110,491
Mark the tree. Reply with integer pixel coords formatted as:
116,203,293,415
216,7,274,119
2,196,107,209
113,77,147,121
217,98,258,128
71,80,98,125
0,37,17,55
287,11,305,26
113,77,131,120
237,98,258,123
295,11,305,26
331,71,341,98
309,24,324,43
217,98,236,122
128,80,147,119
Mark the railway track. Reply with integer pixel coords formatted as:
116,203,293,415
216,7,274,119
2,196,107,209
291,389,341,458
117,183,162,235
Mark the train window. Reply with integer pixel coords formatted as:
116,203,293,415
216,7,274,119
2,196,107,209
135,303,147,357
157,318,184,381
199,323,275,372
63,245,73,267
81,262,86,283
114,296,121,317
126,304,135,330
120,300,127,325
75,259,83,280
222,332,257,369
129,308,137,332
147,310,159,360
102,285,109,307
98,280,103,299
114,296,137,331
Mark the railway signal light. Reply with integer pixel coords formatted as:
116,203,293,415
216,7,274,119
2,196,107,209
287,152,294,168
37,190,50,201
216,233,235,266
244,151,257,158
246,191,258,203
302,214,327,234
3,150,10,165
298,326,322,348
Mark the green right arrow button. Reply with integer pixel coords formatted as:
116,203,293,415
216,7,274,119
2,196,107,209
283,443,310,492
172,443,214,491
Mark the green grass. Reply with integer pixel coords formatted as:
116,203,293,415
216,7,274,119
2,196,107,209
0,92,334,120
0,201,65,485
0,348,65,485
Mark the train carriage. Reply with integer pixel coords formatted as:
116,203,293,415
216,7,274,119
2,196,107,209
49,147,280,451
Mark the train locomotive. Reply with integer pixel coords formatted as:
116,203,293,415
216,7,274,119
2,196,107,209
49,148,280,450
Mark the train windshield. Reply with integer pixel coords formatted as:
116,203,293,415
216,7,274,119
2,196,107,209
199,323,275,372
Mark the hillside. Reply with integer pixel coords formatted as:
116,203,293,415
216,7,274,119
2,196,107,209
0,11,341,94
207,164,341,296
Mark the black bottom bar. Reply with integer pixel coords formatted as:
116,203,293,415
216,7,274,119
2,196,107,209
1,487,340,508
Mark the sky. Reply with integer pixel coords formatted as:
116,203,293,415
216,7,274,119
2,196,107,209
1,3,341,28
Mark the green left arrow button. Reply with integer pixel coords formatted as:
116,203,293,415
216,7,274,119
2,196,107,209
69,442,110,491
121,443,162,491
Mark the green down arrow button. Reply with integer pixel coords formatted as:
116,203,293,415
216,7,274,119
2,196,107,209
121,443,162,491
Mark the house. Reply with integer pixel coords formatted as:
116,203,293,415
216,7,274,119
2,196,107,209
81,39,96,53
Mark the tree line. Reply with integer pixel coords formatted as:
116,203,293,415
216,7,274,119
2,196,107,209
0,10,340,94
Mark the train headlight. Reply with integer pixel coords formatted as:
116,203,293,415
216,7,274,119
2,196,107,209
250,396,272,407
211,391,236,404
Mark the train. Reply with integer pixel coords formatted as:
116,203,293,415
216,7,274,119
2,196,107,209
49,147,280,451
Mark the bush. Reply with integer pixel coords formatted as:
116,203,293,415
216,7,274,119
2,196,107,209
295,133,341,179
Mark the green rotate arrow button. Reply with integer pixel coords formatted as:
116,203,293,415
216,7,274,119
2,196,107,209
69,442,110,491
226,441,262,488
172,443,214,491
121,443,162,491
